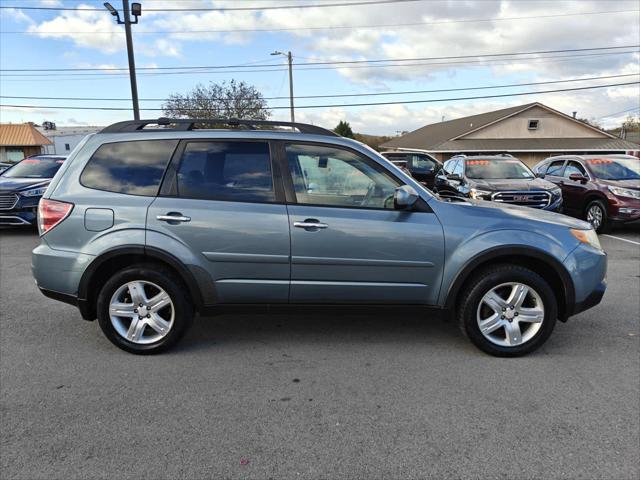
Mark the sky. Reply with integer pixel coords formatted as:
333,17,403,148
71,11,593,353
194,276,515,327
0,0,639,135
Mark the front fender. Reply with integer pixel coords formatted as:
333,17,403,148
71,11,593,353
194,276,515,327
439,229,577,311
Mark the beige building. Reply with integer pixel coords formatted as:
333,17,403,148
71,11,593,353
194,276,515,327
381,102,638,167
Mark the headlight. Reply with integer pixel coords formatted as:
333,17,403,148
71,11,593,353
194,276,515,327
570,228,602,251
469,188,492,199
608,186,640,199
20,186,48,197
551,187,562,197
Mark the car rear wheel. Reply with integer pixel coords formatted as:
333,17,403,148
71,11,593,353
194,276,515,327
97,264,194,354
457,264,557,357
585,199,610,233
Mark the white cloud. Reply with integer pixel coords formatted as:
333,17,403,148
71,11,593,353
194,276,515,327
27,5,125,53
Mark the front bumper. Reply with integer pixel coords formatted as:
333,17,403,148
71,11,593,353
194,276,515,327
0,193,40,226
563,243,607,318
609,195,640,223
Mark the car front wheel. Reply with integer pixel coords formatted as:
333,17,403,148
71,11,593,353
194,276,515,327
585,199,610,233
458,264,557,357
97,264,194,354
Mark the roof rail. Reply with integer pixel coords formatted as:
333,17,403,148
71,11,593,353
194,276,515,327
100,117,339,136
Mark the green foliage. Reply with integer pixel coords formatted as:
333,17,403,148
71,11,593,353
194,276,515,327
333,120,354,138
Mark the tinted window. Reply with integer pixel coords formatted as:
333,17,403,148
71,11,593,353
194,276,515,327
81,140,177,196
546,160,565,176
410,154,438,173
176,141,274,202
564,161,587,178
286,144,399,209
442,159,455,174
2,157,64,178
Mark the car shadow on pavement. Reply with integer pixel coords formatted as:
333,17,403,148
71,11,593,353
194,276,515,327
175,310,468,354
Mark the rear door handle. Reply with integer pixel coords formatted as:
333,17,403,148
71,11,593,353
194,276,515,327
294,219,329,230
157,213,191,223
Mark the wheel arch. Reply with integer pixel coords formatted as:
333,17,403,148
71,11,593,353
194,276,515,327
77,245,205,321
444,246,575,321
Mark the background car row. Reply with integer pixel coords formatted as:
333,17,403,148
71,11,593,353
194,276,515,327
382,151,639,232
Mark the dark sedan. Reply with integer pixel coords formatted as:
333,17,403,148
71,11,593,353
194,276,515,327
0,155,67,226
533,154,639,232
381,151,442,189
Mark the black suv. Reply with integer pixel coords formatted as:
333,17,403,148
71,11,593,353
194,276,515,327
434,154,562,211
381,151,441,189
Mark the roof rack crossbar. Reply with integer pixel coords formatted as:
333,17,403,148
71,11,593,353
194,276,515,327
100,118,338,136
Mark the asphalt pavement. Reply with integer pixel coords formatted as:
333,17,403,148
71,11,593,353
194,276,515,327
1,223,638,480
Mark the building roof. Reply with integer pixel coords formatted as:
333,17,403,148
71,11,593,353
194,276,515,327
380,102,636,152
425,137,639,152
0,123,53,147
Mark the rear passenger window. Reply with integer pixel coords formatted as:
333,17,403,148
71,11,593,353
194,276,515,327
176,141,275,203
81,140,178,196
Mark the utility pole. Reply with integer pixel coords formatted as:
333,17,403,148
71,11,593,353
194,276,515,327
104,2,142,120
272,50,295,122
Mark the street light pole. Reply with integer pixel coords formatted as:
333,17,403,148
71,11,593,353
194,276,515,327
122,0,140,120
272,50,295,123
104,1,141,120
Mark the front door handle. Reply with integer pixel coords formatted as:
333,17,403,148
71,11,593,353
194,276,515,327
157,213,191,223
294,219,329,230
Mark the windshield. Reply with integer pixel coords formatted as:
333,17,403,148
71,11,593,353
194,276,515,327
586,157,640,180
465,159,534,179
1,158,64,178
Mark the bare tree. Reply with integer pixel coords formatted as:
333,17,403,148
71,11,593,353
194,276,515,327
162,80,270,120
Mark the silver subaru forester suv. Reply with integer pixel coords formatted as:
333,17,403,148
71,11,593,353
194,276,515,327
32,118,607,356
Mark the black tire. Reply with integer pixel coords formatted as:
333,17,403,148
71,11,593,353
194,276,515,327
97,264,194,354
585,199,610,233
457,264,557,357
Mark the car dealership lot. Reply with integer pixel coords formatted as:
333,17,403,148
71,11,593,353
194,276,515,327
1,226,638,480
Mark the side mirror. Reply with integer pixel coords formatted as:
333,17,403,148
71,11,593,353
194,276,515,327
569,173,588,183
394,185,419,210
446,173,462,182
536,172,545,178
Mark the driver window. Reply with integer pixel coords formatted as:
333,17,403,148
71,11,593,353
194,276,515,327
452,160,464,176
411,155,436,173
286,144,400,209
563,161,587,178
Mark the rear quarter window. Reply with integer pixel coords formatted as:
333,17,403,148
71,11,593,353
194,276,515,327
80,140,178,196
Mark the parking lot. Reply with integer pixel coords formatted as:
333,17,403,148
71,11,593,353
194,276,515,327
1,224,638,479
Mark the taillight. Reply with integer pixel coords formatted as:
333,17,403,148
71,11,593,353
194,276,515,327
38,198,73,235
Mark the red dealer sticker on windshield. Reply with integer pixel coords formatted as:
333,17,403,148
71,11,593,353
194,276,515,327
21,159,40,164
587,158,613,164
466,160,490,166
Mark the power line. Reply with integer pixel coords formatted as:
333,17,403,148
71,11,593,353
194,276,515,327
4,9,636,35
1,51,635,78
1,81,637,111
1,73,636,102
598,107,640,119
2,45,636,72
0,0,427,12
1,52,635,82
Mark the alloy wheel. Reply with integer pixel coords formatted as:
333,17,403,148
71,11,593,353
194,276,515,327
587,205,603,230
109,280,175,344
476,282,545,347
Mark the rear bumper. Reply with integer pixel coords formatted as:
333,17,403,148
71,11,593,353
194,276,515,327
38,287,94,320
